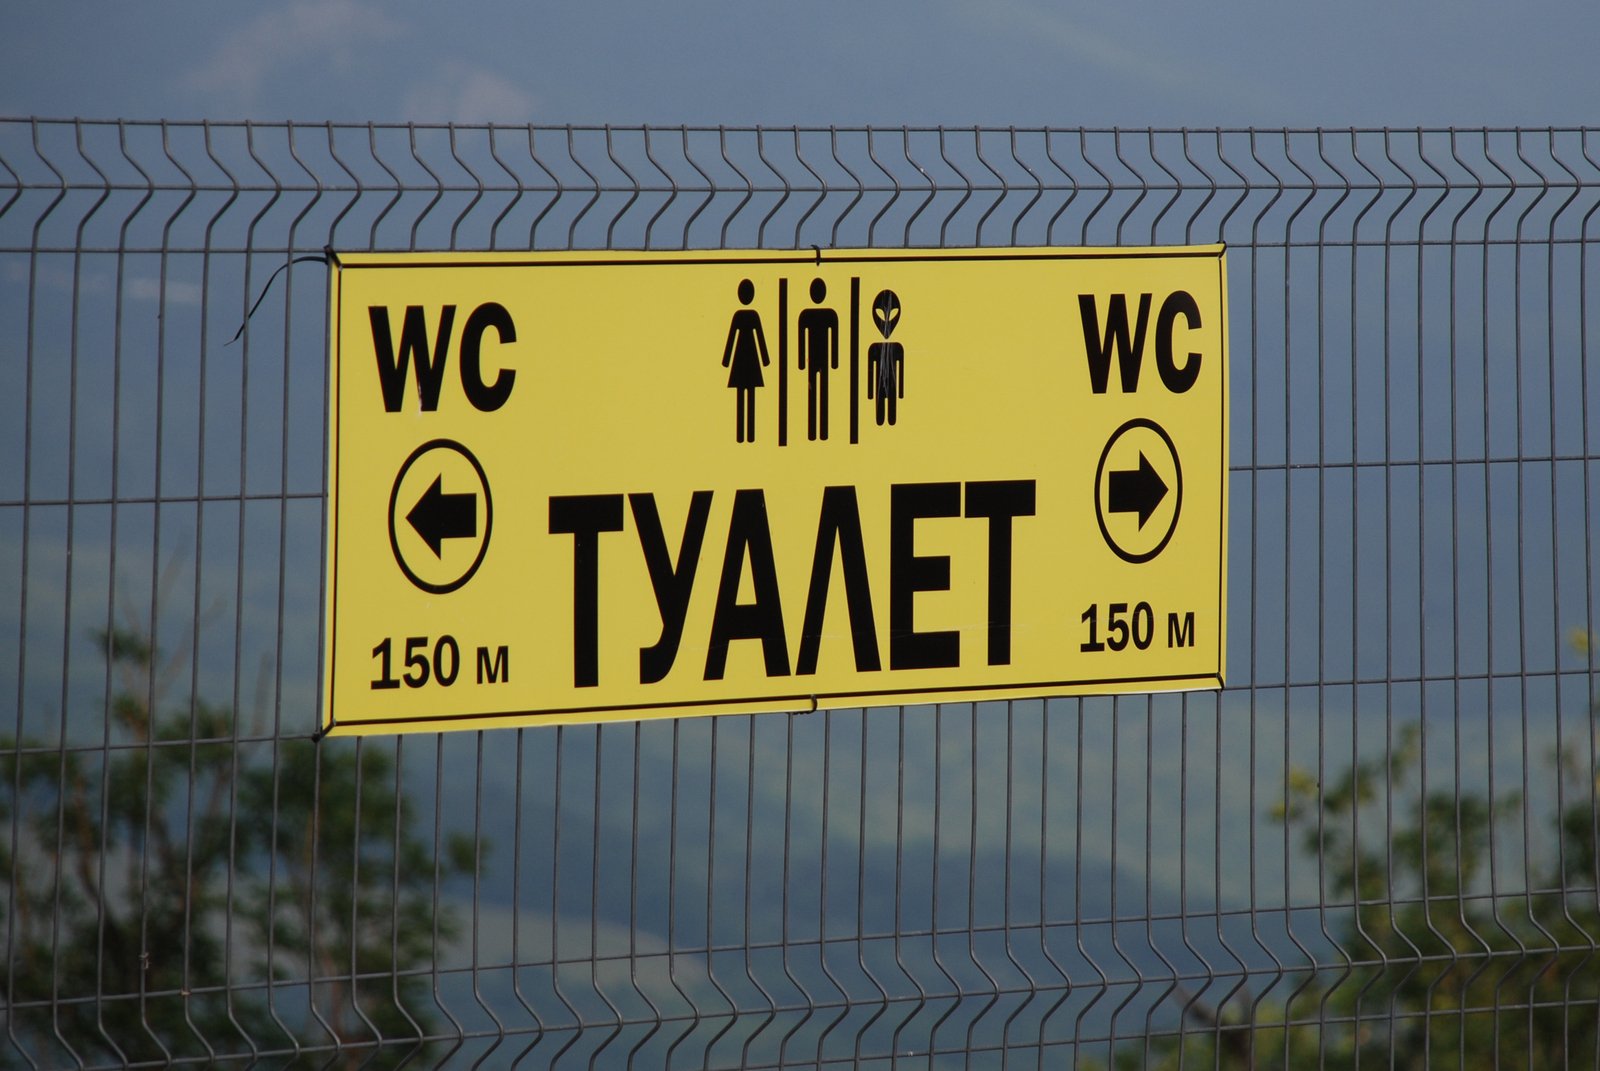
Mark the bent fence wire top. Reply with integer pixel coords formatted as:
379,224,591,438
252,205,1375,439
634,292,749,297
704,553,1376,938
3,121,1599,1068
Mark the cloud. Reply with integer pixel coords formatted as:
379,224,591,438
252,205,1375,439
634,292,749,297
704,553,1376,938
180,4,535,122
401,61,539,124
953,0,1266,118
3,262,201,305
184,0,402,109
126,276,202,306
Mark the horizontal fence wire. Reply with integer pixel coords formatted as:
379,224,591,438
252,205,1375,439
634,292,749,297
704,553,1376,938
2,121,1599,1069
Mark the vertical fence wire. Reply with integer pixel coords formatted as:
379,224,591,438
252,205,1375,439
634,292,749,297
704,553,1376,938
2,122,1600,1068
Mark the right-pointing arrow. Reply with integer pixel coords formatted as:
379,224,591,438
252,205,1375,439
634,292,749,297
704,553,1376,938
1108,452,1168,530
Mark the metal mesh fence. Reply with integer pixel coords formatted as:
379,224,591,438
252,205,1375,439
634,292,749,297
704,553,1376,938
3,121,1599,1068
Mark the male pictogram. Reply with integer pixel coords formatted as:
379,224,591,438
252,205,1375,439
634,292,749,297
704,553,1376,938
721,279,772,443
797,278,839,440
866,289,905,426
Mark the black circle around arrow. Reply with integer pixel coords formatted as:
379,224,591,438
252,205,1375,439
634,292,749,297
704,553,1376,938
1094,418,1182,564
387,438,493,595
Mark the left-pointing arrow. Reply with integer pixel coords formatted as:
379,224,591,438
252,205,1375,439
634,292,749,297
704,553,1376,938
407,475,477,558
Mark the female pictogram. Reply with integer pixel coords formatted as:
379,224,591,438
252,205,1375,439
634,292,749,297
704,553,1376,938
721,279,771,443
867,289,905,426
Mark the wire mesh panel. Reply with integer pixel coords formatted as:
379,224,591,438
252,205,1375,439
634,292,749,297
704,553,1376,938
2,121,1599,1068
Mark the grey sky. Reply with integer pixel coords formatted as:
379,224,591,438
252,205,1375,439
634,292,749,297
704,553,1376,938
3,0,1596,126
5,10,1597,1063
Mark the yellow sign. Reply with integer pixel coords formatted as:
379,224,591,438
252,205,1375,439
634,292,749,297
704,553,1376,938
322,246,1228,735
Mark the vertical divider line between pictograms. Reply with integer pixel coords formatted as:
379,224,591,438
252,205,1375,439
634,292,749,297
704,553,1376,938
849,276,860,444
779,277,789,447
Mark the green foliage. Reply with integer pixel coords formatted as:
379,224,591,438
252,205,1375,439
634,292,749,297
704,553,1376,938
1136,718,1600,1069
2,626,479,1068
